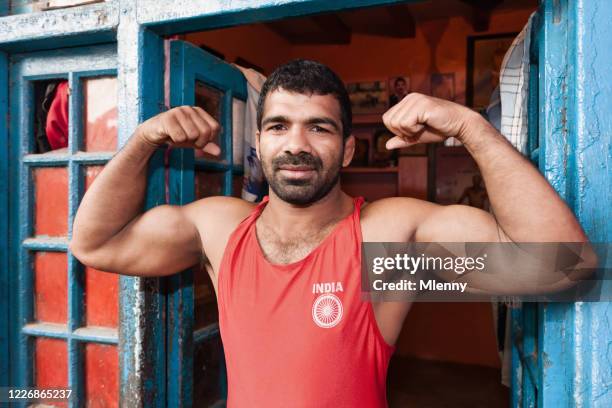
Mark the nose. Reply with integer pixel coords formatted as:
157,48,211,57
284,125,312,156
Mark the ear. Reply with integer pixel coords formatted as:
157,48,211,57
342,135,355,167
255,130,261,161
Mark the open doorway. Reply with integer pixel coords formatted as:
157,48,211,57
179,0,536,405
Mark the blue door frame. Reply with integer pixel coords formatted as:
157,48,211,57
1,0,610,406
511,1,612,407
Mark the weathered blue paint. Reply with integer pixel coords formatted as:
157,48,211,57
510,9,543,407
0,1,118,53
564,0,612,406
116,12,167,406
0,50,9,389
21,237,69,251
511,308,524,408
20,324,118,344
522,303,538,408
535,2,577,407
9,44,117,408
67,71,84,406
165,53,197,404
511,303,539,408
9,57,36,399
507,0,612,407
133,29,168,408
21,151,115,165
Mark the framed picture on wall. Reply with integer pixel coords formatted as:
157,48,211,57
430,73,455,101
388,76,410,107
466,32,517,111
346,80,388,115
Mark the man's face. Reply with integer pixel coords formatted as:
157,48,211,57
256,88,354,205
394,79,407,97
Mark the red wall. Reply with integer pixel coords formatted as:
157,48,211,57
187,6,534,368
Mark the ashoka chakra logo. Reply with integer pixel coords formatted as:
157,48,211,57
312,293,343,328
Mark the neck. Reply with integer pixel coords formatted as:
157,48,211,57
261,184,354,239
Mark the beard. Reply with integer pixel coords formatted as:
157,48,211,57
261,150,343,206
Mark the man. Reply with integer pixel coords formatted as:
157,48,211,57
70,60,587,407
388,76,409,107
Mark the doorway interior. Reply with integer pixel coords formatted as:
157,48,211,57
179,0,537,406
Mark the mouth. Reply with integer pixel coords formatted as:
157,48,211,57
277,165,316,179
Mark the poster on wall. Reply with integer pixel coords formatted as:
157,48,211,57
387,76,410,107
435,146,488,210
346,80,388,115
430,73,455,101
466,33,517,111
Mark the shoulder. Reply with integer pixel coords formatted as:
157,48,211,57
182,196,256,258
183,195,255,233
360,196,438,242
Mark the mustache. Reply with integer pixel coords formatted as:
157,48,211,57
272,152,322,170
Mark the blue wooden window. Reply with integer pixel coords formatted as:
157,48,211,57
167,40,247,406
8,44,119,407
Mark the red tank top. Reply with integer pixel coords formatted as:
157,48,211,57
218,196,396,407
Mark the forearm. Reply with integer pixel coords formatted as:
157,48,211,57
71,131,158,252
460,115,586,242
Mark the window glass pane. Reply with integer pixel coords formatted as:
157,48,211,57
195,81,225,162
34,252,67,324
193,337,224,405
33,167,68,237
84,267,119,328
85,343,119,408
35,338,68,395
83,76,118,152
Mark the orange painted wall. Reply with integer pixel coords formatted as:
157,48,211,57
187,6,534,369
187,24,291,74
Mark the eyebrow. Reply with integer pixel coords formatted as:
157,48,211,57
262,115,341,132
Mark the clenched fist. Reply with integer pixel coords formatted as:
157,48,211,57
135,106,221,155
382,93,483,150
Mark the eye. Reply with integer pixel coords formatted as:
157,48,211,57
311,125,329,133
267,124,286,132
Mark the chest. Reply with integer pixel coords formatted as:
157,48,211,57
255,219,338,265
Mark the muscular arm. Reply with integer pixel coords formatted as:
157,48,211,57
380,93,593,294
70,106,222,277
369,95,593,344
381,93,587,244
70,133,203,276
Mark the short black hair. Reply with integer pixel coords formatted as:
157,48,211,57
256,59,352,139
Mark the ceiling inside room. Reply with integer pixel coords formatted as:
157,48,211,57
263,0,537,44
